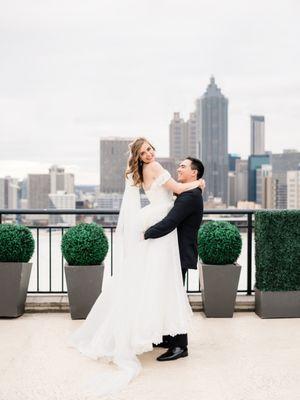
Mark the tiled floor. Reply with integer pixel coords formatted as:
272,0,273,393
1,312,300,400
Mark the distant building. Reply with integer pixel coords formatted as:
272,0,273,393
196,76,228,204
248,154,270,202
235,159,248,202
271,150,300,208
204,195,226,210
287,168,300,209
251,115,265,155
48,191,76,226
227,172,236,207
28,174,51,209
169,112,186,161
237,200,261,210
49,165,74,194
185,112,198,158
256,164,275,209
27,166,75,224
0,176,20,209
229,154,241,172
100,137,133,193
169,112,198,161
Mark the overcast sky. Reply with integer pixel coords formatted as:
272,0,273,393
0,0,299,184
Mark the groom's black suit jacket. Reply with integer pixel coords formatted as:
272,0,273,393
144,187,203,271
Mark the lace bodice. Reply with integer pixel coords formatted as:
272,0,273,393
143,170,173,204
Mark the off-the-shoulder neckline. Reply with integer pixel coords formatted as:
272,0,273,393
143,170,169,192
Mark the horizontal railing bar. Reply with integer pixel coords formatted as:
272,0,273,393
0,209,256,215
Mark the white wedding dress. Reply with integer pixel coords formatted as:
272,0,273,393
67,170,193,397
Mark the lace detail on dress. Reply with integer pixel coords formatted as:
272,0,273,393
155,170,171,186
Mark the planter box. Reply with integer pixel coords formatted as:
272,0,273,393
64,263,104,319
200,263,241,317
0,262,32,317
255,287,300,318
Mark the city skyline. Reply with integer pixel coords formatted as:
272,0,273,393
1,0,300,184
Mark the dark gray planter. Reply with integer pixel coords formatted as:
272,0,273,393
0,262,32,317
255,287,300,318
200,263,241,317
64,263,104,319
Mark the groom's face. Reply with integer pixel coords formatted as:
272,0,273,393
177,159,197,183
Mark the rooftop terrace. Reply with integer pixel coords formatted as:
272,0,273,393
1,309,300,400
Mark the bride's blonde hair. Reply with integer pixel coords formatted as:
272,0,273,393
125,137,156,187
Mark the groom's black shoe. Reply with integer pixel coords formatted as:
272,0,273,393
153,341,170,349
156,346,188,361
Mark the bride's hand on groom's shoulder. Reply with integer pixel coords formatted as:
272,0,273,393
198,179,205,191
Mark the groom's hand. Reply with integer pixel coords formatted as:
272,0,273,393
144,228,151,240
199,179,206,191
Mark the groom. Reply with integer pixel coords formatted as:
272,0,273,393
144,156,204,362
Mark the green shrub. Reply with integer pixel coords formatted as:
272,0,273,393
198,221,242,265
61,222,109,266
0,224,35,262
255,210,300,291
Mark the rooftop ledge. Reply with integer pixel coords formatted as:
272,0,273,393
24,294,255,313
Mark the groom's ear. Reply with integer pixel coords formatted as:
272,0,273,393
192,169,198,179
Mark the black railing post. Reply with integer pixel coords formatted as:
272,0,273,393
247,212,253,295
37,228,40,292
61,227,65,292
110,228,113,276
49,228,52,292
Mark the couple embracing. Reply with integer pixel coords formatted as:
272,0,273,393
68,137,205,396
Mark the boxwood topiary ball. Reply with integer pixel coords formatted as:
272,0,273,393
61,222,109,266
198,221,242,265
0,224,35,262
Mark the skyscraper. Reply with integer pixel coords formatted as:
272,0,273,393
256,164,275,208
196,76,228,203
49,165,74,194
227,172,236,207
185,112,198,158
169,112,198,162
287,167,300,209
248,154,270,202
251,115,265,155
100,137,133,193
228,153,241,172
235,159,248,202
169,112,186,161
0,176,20,209
28,174,51,209
271,150,300,208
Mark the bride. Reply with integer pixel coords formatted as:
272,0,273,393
67,137,204,396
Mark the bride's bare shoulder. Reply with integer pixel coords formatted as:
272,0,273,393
144,161,164,174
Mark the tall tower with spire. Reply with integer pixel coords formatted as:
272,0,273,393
196,76,228,203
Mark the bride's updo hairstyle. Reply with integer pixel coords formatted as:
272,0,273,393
125,137,155,187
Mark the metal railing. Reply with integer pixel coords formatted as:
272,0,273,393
0,209,255,295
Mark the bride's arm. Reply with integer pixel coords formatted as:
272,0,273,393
164,176,202,195
149,161,204,195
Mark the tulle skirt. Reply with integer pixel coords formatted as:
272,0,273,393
67,200,193,396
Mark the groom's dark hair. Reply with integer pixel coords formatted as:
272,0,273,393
186,157,205,179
